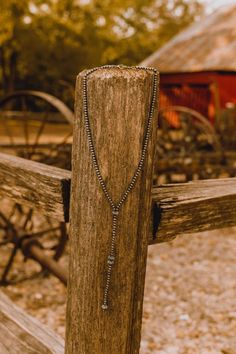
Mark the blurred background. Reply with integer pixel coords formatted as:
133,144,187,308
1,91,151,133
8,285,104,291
0,1,235,353
1,0,206,101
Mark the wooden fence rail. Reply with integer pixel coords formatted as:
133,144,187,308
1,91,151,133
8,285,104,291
0,291,64,354
0,152,71,222
0,67,235,354
1,152,236,245
152,178,236,243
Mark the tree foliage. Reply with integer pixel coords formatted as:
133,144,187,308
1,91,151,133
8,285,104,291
0,0,203,104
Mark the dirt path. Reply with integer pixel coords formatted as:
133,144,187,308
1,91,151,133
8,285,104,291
1,227,236,354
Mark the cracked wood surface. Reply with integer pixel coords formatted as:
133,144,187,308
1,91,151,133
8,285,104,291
65,68,159,354
152,178,236,243
0,152,71,222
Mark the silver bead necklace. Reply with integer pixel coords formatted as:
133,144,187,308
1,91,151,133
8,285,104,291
82,65,159,310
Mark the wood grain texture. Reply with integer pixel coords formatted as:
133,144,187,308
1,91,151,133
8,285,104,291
1,152,235,245
65,68,159,354
152,177,236,243
0,291,64,354
0,152,71,221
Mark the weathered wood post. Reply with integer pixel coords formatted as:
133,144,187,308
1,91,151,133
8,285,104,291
66,66,159,354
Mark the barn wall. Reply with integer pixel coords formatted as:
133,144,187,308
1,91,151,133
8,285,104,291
216,73,236,108
159,71,236,123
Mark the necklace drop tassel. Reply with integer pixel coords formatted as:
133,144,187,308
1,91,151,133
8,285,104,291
101,209,119,310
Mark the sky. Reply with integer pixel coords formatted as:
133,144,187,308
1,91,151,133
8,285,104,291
201,0,236,12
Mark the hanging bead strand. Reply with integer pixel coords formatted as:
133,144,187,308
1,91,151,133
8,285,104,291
82,65,159,310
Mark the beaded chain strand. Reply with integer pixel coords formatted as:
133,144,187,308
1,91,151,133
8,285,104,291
82,65,159,310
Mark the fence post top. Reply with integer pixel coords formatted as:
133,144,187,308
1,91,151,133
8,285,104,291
77,65,159,81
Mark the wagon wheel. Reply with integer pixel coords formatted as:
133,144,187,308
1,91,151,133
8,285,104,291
0,91,73,284
155,106,222,184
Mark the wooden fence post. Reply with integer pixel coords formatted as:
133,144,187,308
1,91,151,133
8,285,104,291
65,66,159,354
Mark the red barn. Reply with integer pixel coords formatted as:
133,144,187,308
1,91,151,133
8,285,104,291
141,5,236,124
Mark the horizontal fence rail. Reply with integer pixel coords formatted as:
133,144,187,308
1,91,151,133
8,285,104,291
1,152,236,244
152,178,236,243
0,291,64,354
0,152,71,222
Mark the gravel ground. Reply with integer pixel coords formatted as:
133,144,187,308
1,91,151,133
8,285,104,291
141,228,236,354
1,227,236,354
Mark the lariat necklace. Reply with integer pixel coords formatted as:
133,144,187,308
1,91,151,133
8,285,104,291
82,65,159,310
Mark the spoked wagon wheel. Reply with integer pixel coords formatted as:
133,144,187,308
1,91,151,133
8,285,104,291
155,106,221,184
0,91,73,284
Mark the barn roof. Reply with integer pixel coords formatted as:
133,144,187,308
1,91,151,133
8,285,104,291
140,5,236,73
